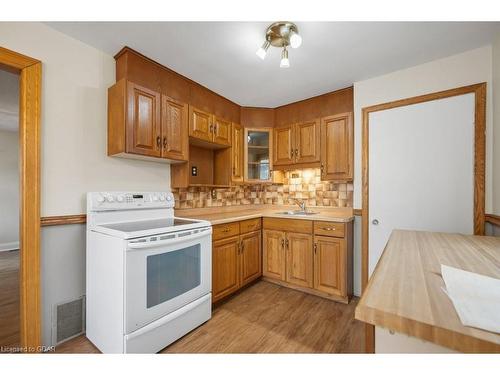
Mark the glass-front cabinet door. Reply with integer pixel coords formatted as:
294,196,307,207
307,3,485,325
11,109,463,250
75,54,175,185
244,128,273,182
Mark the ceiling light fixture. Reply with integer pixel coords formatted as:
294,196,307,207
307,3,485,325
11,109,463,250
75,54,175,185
256,22,301,68
256,40,270,60
280,47,290,68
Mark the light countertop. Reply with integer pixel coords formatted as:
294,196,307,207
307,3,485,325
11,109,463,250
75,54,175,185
175,205,355,225
355,229,500,353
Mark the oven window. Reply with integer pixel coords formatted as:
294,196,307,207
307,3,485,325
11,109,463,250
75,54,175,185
146,244,201,308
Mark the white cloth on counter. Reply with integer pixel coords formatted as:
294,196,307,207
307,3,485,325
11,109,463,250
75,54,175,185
441,264,500,334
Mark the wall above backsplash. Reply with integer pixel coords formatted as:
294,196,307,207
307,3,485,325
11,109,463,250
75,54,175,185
172,168,353,209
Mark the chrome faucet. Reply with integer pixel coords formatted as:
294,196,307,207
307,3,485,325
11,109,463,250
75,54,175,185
290,198,306,212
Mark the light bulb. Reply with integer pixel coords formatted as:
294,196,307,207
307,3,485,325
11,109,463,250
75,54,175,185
280,48,290,68
289,31,302,48
256,40,270,60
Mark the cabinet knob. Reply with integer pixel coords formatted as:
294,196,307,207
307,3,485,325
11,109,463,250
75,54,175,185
314,243,318,254
163,136,168,149
372,219,379,225
156,136,161,149
295,149,298,157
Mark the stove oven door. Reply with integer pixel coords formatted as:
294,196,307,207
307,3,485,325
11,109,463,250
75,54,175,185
125,227,212,334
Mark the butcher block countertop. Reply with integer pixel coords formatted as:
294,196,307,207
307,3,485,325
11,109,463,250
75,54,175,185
175,205,355,225
355,230,500,353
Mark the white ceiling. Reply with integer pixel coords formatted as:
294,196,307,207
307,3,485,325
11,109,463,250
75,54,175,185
46,22,500,107
0,69,19,132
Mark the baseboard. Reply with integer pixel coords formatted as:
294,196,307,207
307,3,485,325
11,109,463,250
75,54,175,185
0,241,20,252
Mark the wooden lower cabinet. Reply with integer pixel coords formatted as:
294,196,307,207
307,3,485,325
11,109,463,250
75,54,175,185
263,219,353,303
240,231,262,287
213,218,352,304
212,220,262,303
286,232,313,288
212,236,241,302
262,229,286,281
314,235,345,296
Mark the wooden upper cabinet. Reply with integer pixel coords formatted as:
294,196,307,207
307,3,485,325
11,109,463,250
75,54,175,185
161,95,188,161
189,106,232,147
108,79,189,162
189,106,213,143
240,231,262,287
273,125,294,165
213,116,232,146
263,229,286,281
313,235,346,296
295,119,320,164
320,112,353,181
232,123,244,182
286,232,313,288
126,82,161,157
212,236,241,303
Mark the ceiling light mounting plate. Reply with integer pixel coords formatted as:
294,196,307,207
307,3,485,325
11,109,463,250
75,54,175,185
266,21,298,48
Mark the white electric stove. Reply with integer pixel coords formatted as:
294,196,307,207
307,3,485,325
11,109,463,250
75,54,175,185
86,191,212,353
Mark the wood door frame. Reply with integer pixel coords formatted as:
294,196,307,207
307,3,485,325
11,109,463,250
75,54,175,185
0,46,42,350
361,82,486,353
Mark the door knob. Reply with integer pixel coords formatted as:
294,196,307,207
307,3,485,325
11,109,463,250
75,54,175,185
372,219,379,225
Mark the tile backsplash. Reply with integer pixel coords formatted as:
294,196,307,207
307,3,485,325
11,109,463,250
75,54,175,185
172,168,353,209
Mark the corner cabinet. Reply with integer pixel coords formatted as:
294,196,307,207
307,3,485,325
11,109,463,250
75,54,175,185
244,128,283,184
108,79,188,162
320,112,353,181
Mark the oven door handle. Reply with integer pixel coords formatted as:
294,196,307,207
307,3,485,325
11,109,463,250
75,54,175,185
127,228,211,250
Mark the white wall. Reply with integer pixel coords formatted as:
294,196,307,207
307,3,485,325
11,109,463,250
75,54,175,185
0,22,171,346
0,130,19,251
0,23,171,216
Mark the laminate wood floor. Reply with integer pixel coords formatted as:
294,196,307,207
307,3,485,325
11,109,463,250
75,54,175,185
55,281,364,353
0,250,20,349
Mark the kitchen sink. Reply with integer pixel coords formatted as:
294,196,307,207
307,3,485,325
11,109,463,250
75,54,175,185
277,210,319,216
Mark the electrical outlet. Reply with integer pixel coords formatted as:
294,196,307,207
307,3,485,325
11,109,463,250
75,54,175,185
291,173,299,178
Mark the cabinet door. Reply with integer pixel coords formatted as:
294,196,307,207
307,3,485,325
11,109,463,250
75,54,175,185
212,236,240,303
126,82,161,157
295,119,320,164
285,232,313,288
320,113,353,181
189,106,213,142
273,125,294,165
313,235,346,296
232,123,244,182
161,95,188,161
213,116,232,146
262,229,286,281
240,231,262,287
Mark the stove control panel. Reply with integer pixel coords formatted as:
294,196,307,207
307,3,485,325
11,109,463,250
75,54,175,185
88,191,174,211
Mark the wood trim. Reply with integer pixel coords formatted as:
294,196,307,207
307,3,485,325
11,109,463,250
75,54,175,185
1,46,42,351
353,209,362,216
485,213,500,227
41,214,87,226
0,46,39,71
361,82,487,354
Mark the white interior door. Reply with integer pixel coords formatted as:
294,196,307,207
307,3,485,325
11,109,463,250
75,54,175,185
369,93,475,276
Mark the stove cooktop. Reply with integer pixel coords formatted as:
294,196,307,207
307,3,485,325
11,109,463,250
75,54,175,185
99,218,202,233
